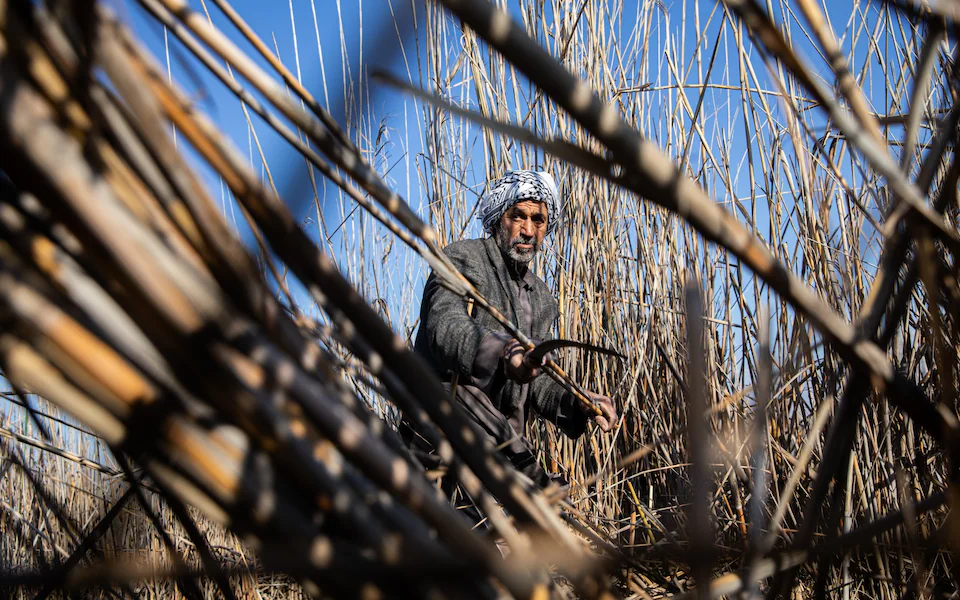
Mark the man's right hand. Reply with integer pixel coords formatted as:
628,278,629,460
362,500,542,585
501,339,540,383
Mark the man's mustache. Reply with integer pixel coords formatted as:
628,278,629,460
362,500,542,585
511,234,536,247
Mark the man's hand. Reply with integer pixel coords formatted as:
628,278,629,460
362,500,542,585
582,391,618,432
501,339,541,383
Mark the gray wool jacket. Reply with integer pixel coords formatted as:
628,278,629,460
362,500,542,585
414,236,587,439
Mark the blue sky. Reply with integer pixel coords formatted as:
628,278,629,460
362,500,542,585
121,0,417,230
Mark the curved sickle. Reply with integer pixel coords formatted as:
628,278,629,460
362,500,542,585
525,339,625,367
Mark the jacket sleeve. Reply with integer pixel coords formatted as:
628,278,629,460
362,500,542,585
419,243,503,378
531,379,588,439
529,300,589,439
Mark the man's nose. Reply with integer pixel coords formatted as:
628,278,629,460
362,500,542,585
519,219,534,236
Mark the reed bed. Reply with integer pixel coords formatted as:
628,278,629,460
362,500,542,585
0,0,959,598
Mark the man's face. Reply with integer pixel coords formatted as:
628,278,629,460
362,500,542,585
496,200,548,264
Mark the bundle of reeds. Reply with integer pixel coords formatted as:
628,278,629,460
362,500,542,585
1,0,959,598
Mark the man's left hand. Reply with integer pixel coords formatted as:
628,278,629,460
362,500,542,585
581,391,617,432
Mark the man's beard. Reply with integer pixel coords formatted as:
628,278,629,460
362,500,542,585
496,226,538,264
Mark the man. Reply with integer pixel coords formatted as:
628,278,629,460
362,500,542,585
409,170,617,489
